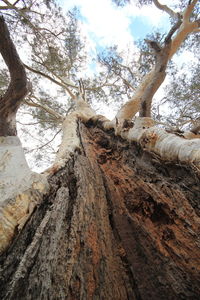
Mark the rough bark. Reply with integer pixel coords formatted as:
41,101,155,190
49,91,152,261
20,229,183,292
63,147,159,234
1,120,200,300
0,16,28,136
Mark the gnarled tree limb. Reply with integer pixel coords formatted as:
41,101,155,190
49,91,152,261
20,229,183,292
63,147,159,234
114,1,199,124
0,15,28,136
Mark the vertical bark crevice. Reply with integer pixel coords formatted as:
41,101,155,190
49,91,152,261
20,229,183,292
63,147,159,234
0,121,200,299
83,122,200,299
101,173,142,300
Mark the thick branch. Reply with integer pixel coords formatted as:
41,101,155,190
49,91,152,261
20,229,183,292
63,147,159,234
169,20,199,58
0,16,28,136
169,0,199,58
183,0,198,21
190,123,200,134
153,0,179,19
115,1,199,123
139,17,182,117
139,43,170,117
115,20,181,121
0,6,10,9
140,16,182,115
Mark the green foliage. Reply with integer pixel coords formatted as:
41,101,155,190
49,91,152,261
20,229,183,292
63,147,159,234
162,62,200,130
112,0,130,7
0,68,9,95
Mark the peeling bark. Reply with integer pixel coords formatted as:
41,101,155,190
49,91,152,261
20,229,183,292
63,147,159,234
1,120,200,300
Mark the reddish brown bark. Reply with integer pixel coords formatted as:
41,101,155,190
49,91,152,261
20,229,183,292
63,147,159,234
0,16,28,136
0,120,200,299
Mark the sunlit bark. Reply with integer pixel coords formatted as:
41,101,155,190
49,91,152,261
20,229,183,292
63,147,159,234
115,0,199,123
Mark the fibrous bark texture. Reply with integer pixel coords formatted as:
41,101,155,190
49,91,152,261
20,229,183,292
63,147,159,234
0,120,200,300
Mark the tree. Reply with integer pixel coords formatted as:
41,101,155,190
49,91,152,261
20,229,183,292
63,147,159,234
0,1,200,299
162,60,200,132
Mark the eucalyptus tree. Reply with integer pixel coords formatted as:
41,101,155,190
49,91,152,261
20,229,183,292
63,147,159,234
0,1,200,299
108,0,200,130
0,0,89,167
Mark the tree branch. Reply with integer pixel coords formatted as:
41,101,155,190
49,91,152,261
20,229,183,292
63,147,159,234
33,60,77,97
0,16,29,136
190,122,200,134
27,128,62,153
183,0,198,22
24,63,76,99
152,0,179,20
25,96,64,121
0,6,11,9
169,1,199,58
114,1,199,124
139,16,181,117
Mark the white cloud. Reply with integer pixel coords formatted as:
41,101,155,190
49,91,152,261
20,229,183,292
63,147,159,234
123,3,167,27
62,0,134,49
174,50,197,66
60,0,172,50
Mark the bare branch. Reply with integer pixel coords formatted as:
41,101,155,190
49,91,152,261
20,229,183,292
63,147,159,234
78,79,86,101
115,16,183,122
183,0,198,22
28,128,62,153
169,19,199,59
190,122,200,134
0,6,10,9
164,16,182,43
139,43,171,117
1,0,12,5
167,0,199,58
13,0,21,5
152,0,179,20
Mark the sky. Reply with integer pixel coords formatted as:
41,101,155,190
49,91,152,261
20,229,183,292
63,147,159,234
58,0,172,50
56,0,198,115
26,0,198,172
55,0,174,116
57,0,198,67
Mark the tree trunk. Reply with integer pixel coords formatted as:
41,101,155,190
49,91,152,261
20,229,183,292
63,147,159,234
0,16,28,136
1,119,200,300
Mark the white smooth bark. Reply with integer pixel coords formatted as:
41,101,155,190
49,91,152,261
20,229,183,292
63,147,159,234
0,136,48,254
122,117,200,167
114,1,199,123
